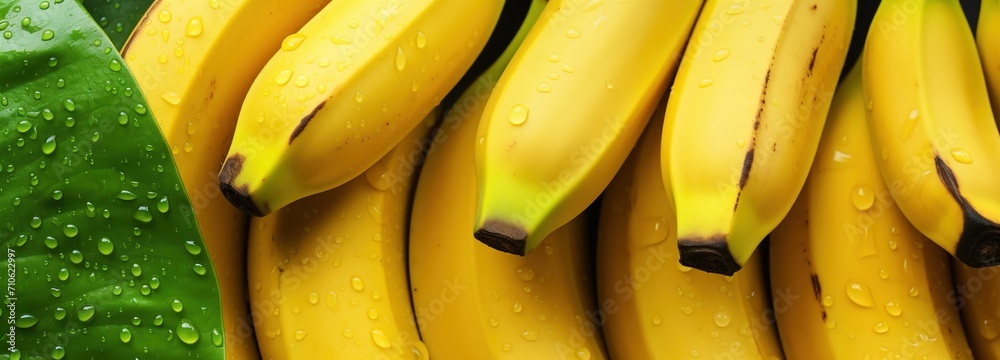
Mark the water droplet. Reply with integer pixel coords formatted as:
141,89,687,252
713,311,731,327
950,148,972,164
511,301,523,313
63,224,78,237
120,327,132,343
108,59,122,72
177,319,200,344
727,4,745,14
562,64,575,73
565,27,581,39
980,318,1000,340
39,1,49,9
21,18,30,27
41,135,57,154
537,83,552,93
846,281,874,307
879,268,889,280
154,315,163,326
822,295,834,308
899,109,919,141
521,330,538,341
43,236,58,249
416,31,427,48
548,54,561,62
63,98,75,112
51,346,65,360
576,348,592,360
351,276,364,291
185,241,201,255
884,301,902,317
172,299,184,312
130,263,142,277
395,46,406,71
135,104,147,114
509,104,528,125
888,239,898,250
161,91,181,105
502,343,513,352
355,92,364,103
516,268,535,281
605,81,614,90
182,17,204,37
699,78,715,88
873,321,889,334
158,9,172,23
489,318,499,327
713,49,731,62
275,69,293,85
41,29,54,41
371,328,391,348
652,315,662,325
193,263,206,275
54,307,65,320
14,315,38,328
133,206,153,223
908,287,920,297
867,100,875,111
78,305,95,321
211,329,223,346
851,184,875,211
157,197,170,213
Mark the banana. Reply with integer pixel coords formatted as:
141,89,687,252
862,0,1000,268
409,2,607,356
978,0,1000,118
122,0,329,357
246,111,434,360
771,61,973,359
218,0,504,217
949,3,1000,357
663,0,855,275
470,0,703,256
597,96,783,359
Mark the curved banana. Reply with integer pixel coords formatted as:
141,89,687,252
219,0,504,217
247,112,434,359
409,3,607,355
597,99,783,359
771,62,973,359
663,0,855,275
471,0,703,256
122,0,329,357
979,0,1000,117
863,0,1000,268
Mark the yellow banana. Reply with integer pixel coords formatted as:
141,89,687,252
471,0,703,256
771,61,973,359
219,0,504,217
597,97,783,359
863,0,1000,268
979,0,1000,119
247,112,434,360
122,0,329,357
663,0,855,275
409,3,607,355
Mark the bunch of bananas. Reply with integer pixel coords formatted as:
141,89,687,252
118,0,1000,357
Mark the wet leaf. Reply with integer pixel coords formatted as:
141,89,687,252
80,0,154,50
0,0,223,358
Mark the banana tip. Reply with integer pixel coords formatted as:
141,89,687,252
474,220,527,256
678,237,741,276
220,181,264,217
958,230,1000,268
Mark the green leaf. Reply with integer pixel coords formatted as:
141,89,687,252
0,0,224,359
79,0,153,50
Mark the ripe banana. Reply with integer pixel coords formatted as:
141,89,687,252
978,0,1000,118
471,0,703,256
122,0,329,357
954,2,1000,356
409,3,607,355
863,0,1000,268
247,112,434,360
597,99,783,359
664,0,855,275
771,62,973,359
218,0,504,217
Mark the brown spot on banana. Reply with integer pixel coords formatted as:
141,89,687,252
288,100,327,144
218,153,265,217
677,235,740,276
810,273,821,300
474,219,528,256
934,156,1000,267
733,67,772,212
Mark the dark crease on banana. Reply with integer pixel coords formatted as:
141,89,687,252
810,273,821,300
289,100,327,144
934,155,1000,267
733,67,771,212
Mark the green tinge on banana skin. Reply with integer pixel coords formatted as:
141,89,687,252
79,0,154,50
0,0,223,359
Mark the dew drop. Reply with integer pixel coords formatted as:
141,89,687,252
120,327,132,343
42,135,57,154
713,49,731,62
274,69,293,85
851,184,875,211
177,319,200,344
884,301,902,317
185,17,203,37
395,46,406,71
371,329,391,348
158,9,171,23
63,98,75,111
873,321,889,334
699,78,715,88
950,148,972,164
355,92,364,103
845,281,874,307
537,82,552,93
351,276,364,291
98,237,114,255
980,318,1000,340
565,27,581,39
713,311,731,327
489,318,499,327
41,29,54,41
14,315,38,328
63,224,78,237
172,299,184,312
521,330,538,341
416,31,427,48
133,206,153,223
509,104,528,125
282,33,306,51
899,109,919,141
78,305,95,321
512,301,523,313
108,59,122,72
